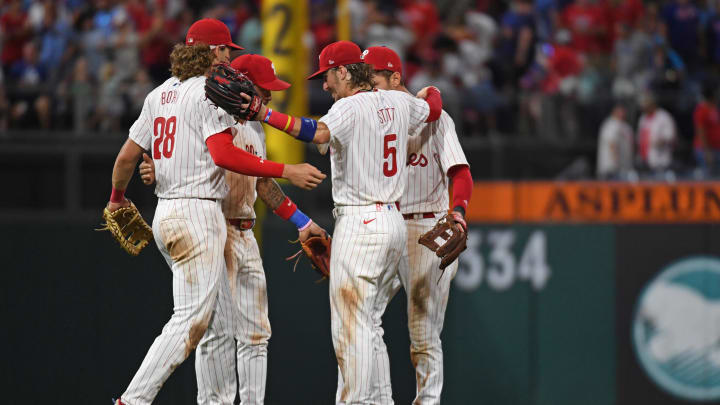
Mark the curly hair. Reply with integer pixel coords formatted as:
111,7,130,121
169,44,214,81
344,62,374,90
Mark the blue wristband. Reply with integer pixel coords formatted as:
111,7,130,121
297,118,317,142
289,208,311,229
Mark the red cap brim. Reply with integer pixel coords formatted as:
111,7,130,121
227,42,244,50
307,67,330,80
258,78,291,91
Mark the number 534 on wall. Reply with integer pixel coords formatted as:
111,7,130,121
455,229,551,292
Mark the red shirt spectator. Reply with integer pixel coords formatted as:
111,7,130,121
693,101,720,149
561,0,611,53
541,44,582,93
401,0,439,43
1,0,30,67
606,0,644,27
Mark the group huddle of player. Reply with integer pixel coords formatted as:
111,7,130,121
106,17,471,405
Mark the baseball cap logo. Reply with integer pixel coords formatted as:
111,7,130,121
188,37,194,43
361,49,369,59
270,62,276,75
328,59,334,65
388,62,393,67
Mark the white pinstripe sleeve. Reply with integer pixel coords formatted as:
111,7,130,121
128,95,153,150
319,98,355,144
402,92,430,135
435,112,469,174
199,95,236,141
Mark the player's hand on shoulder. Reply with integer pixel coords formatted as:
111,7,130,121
416,86,440,99
106,197,131,212
282,163,326,190
139,153,155,185
299,221,328,243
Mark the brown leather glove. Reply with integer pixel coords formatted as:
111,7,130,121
97,201,153,256
418,212,467,270
286,235,331,280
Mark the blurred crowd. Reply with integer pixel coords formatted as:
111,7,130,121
2,0,720,178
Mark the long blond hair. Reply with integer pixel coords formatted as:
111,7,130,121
169,43,214,81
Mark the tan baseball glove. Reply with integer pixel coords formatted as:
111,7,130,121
97,201,153,256
418,212,467,270
286,236,332,280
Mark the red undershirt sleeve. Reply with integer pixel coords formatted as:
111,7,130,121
448,164,472,211
425,87,442,123
206,129,284,178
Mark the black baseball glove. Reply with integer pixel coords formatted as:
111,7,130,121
205,63,263,121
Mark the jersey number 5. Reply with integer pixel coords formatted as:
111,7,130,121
153,116,177,159
383,133,397,177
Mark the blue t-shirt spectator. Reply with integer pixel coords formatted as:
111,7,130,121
661,1,700,65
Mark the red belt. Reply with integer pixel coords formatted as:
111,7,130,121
228,218,255,230
402,212,436,220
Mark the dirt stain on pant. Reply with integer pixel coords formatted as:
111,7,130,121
161,221,201,284
410,273,431,319
184,316,211,359
224,223,240,298
338,285,359,401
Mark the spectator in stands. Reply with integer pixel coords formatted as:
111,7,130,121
693,83,720,177
8,41,51,129
70,57,93,134
636,91,677,177
597,104,634,179
496,0,536,86
660,0,701,73
560,0,611,55
704,0,720,71
110,10,140,82
1,0,31,77
93,62,125,133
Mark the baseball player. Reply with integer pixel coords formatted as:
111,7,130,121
108,19,325,405
364,46,472,404
139,53,327,404
242,40,444,404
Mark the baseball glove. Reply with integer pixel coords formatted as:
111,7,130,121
97,201,153,256
286,236,332,280
418,212,467,270
205,63,262,121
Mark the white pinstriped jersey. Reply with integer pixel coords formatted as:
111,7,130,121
400,110,469,214
320,89,429,206
221,121,266,219
129,76,237,200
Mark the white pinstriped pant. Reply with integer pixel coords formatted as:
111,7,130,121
121,198,238,405
196,221,270,405
397,216,459,405
331,204,407,405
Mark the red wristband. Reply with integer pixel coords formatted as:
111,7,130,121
266,110,294,133
273,196,298,220
110,187,125,203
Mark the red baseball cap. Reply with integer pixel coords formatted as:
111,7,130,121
362,46,402,76
185,18,243,50
307,40,363,80
231,54,291,91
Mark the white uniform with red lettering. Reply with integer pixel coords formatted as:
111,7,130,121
122,75,240,405
396,110,468,404
195,120,271,405
321,88,430,404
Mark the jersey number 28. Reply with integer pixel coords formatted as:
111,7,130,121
153,116,177,159
383,133,397,177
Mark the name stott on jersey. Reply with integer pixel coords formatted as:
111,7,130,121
221,121,266,219
129,76,237,200
401,110,469,214
320,89,430,206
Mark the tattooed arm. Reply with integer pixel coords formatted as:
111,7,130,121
256,178,328,241
256,177,287,210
